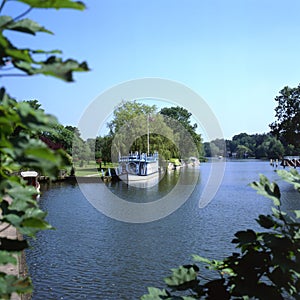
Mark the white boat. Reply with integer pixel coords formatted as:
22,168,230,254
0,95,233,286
21,171,40,194
116,115,161,186
116,152,159,185
187,157,200,167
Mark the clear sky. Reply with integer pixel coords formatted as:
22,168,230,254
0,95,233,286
3,0,300,141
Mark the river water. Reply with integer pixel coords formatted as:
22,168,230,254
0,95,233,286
26,160,299,299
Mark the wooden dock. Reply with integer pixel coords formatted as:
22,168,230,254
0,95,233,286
281,156,300,168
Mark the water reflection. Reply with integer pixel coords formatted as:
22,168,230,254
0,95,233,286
106,169,182,203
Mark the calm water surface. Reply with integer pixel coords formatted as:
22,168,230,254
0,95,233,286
26,161,299,299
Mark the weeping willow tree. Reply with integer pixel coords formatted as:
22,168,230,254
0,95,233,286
110,101,200,164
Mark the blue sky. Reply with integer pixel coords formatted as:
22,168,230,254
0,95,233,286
3,1,300,140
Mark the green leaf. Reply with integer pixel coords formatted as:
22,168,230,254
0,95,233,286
16,0,86,10
256,215,277,229
277,169,300,190
0,16,12,28
0,17,53,35
294,210,300,219
0,251,17,265
0,33,32,63
21,217,52,230
272,207,282,219
3,214,22,228
141,287,169,300
192,254,211,264
32,49,62,55
250,175,281,206
24,146,61,165
204,279,229,300
8,183,37,202
14,56,89,81
164,265,198,290
233,230,257,245
0,274,32,295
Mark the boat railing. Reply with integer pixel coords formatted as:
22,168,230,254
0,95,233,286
283,156,300,160
119,153,159,162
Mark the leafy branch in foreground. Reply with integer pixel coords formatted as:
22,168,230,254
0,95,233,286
0,89,70,298
0,0,89,81
0,0,89,298
142,169,300,300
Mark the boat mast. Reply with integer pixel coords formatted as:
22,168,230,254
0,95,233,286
147,114,150,156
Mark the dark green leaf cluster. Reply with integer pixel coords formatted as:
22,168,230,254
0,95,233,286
0,0,89,81
0,89,69,297
142,169,300,299
0,1,89,297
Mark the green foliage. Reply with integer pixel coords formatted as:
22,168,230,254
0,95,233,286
0,1,88,298
0,274,32,299
270,85,300,150
0,0,89,81
0,89,69,297
207,133,287,159
160,106,204,158
41,123,91,163
108,100,157,135
142,169,300,299
106,102,203,163
88,102,205,165
94,135,113,163
16,0,85,10
111,111,177,161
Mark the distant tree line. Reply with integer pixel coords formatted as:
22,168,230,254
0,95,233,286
204,133,288,159
204,84,300,159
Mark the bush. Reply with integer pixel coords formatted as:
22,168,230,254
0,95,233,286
142,169,300,300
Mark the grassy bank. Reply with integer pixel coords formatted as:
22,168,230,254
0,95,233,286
72,162,116,177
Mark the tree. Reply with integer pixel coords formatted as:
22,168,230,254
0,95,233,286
236,144,251,158
142,169,300,299
0,1,89,298
41,124,73,153
270,85,300,150
41,124,92,162
203,139,226,157
108,100,157,135
95,135,113,163
262,136,285,159
110,110,177,162
232,133,255,155
25,99,42,110
108,101,189,163
160,106,204,158
255,135,285,159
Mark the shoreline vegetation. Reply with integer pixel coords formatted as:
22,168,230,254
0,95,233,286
42,156,300,181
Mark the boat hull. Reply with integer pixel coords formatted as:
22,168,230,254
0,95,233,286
118,171,159,188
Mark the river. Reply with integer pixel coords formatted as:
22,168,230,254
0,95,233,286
26,160,299,299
